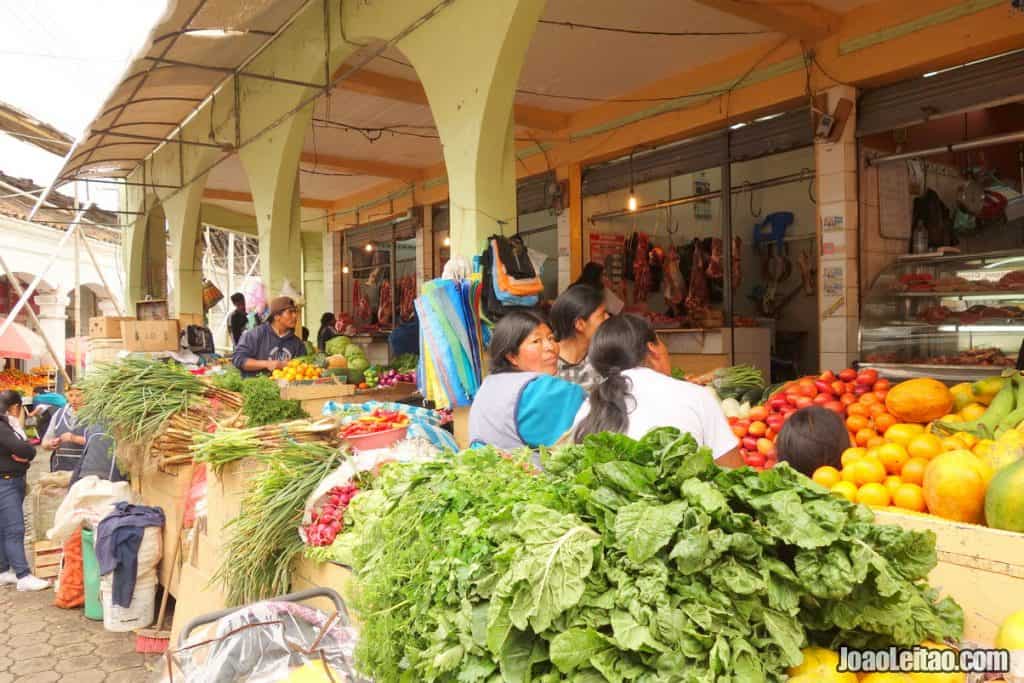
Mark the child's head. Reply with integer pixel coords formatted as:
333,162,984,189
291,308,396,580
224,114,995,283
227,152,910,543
775,406,850,477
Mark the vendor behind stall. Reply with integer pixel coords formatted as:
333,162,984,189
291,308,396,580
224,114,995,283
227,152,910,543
41,384,86,472
317,312,339,353
573,314,742,466
232,296,306,377
469,311,586,451
551,285,608,392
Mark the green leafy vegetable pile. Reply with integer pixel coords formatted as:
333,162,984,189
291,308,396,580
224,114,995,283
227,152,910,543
240,376,307,426
337,429,962,683
210,366,243,392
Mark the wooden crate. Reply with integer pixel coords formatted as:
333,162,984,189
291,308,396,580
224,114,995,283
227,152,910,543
279,377,356,402
88,316,134,340
874,509,1024,645
291,558,360,627
33,540,62,579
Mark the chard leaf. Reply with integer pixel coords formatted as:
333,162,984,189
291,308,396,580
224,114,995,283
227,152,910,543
614,500,688,563
595,461,658,496
680,479,728,514
762,608,805,667
549,628,609,672
610,609,663,652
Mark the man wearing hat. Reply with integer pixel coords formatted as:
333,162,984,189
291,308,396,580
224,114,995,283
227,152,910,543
232,296,306,377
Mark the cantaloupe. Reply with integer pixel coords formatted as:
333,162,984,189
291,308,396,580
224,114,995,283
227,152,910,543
885,379,953,424
985,457,1024,532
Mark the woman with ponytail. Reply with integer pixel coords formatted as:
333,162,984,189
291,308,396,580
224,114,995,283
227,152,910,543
573,315,742,465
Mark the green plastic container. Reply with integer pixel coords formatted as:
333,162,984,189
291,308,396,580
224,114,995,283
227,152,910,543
81,528,103,621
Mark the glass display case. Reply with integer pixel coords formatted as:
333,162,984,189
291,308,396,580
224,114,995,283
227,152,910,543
859,250,1024,382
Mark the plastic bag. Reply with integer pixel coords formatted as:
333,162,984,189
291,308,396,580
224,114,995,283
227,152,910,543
156,599,365,683
47,476,136,544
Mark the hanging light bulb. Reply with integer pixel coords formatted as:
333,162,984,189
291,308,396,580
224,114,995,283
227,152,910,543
364,243,374,252
342,265,350,274
627,146,638,212
442,236,451,247
627,194,638,212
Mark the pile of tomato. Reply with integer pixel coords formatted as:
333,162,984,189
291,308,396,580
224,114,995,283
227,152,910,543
339,408,410,438
729,368,894,470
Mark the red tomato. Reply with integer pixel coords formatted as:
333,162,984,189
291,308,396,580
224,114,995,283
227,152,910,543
748,421,767,437
787,394,802,407
766,414,785,431
797,379,818,397
734,419,750,430
819,370,836,383
812,394,831,406
824,400,845,415
768,397,788,411
795,396,814,409
856,369,879,386
814,380,834,396
748,405,769,421
765,427,776,440
873,379,891,392
745,452,766,468
839,393,857,406
831,381,846,396
853,384,871,396
839,368,857,382
742,436,759,452
757,437,776,456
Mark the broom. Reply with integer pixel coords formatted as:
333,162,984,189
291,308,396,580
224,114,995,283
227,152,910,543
135,513,184,654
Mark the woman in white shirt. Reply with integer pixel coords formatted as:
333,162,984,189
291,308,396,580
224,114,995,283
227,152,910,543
572,314,742,466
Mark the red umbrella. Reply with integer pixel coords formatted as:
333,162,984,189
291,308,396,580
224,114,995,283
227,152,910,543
0,317,32,360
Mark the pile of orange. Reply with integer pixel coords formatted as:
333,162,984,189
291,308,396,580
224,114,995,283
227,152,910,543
843,390,897,449
813,422,949,513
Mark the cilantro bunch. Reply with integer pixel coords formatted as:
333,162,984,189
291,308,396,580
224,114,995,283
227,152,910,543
340,429,963,682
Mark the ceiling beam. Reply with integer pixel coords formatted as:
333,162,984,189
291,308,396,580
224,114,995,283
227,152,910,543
299,151,424,182
336,68,570,132
203,188,333,210
693,0,840,43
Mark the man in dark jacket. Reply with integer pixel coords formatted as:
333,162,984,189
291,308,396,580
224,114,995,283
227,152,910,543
228,292,248,346
231,296,306,377
0,390,50,591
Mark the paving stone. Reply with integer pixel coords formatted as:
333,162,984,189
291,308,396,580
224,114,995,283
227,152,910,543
56,642,96,659
10,656,56,676
101,652,146,673
8,633,51,649
18,643,55,660
18,672,60,683
62,670,106,683
0,672,14,683
0,656,10,672
55,655,101,674
9,618,47,634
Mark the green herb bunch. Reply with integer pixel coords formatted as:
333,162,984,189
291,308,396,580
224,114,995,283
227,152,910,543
240,376,306,426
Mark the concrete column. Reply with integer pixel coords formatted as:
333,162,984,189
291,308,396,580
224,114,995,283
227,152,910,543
164,181,207,316
34,290,67,369
395,0,546,259
321,230,336,315
416,203,434,287
239,108,312,299
301,231,326,323
815,85,860,372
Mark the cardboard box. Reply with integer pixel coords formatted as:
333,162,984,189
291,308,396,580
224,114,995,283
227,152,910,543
88,316,134,339
135,299,169,321
178,312,205,327
279,377,356,402
121,319,180,352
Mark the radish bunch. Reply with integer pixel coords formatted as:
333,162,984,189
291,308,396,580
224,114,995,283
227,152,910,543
304,483,359,546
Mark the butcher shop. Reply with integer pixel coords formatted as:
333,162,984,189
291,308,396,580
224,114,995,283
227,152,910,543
580,107,819,380
856,49,1024,382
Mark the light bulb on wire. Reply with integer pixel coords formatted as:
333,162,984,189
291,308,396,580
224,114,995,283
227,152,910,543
342,265,350,274
627,194,638,212
364,243,374,252
443,236,451,247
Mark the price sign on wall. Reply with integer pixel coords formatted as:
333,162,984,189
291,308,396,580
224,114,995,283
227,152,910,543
589,233,626,283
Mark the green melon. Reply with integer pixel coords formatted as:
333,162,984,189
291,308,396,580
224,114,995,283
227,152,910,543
984,456,1024,532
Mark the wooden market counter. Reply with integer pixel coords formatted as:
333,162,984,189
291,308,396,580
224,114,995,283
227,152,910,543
658,326,771,378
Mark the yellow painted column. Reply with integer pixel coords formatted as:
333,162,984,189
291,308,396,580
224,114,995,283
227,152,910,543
392,0,546,259
239,107,312,300
164,181,207,316
301,230,327,325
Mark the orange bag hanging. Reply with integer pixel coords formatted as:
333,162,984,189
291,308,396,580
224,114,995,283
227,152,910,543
54,525,85,609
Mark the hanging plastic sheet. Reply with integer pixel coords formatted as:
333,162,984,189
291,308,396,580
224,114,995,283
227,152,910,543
414,276,483,409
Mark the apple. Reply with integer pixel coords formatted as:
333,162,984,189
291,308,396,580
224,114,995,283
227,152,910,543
831,381,846,396
756,438,776,456
812,394,831,406
787,394,802,407
795,396,814,409
824,400,845,415
856,369,879,386
814,380,834,396
839,368,857,382
873,379,891,392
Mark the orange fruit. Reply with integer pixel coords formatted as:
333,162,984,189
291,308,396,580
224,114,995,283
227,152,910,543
867,436,886,449
831,481,858,503
892,483,927,512
900,457,929,486
884,475,903,495
877,442,910,475
855,427,878,447
885,423,926,446
859,392,880,406
841,447,867,467
846,414,869,432
868,403,887,417
856,482,891,507
847,457,886,486
922,450,993,524
906,433,943,460
847,404,870,418
874,413,897,433
941,435,969,452
812,466,842,489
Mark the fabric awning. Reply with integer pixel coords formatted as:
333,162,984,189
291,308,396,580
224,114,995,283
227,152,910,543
0,317,39,360
65,336,88,367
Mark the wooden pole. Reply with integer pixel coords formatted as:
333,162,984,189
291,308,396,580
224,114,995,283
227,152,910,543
75,228,83,378
0,254,72,386
79,230,124,318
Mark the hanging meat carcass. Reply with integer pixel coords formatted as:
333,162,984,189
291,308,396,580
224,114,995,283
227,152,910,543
685,239,709,315
732,236,743,289
632,232,652,304
378,279,393,327
398,275,416,321
705,238,724,279
353,281,371,324
661,246,686,316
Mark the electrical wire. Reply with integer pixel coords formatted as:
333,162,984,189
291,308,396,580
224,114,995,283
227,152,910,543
810,52,853,87
537,19,769,37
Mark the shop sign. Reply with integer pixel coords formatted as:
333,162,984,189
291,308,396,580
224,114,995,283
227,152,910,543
821,215,846,257
823,265,845,297
589,233,626,282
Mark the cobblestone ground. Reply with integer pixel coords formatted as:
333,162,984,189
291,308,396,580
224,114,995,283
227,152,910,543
0,580,163,682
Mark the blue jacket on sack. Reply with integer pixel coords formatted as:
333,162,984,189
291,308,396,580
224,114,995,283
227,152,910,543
231,323,306,377
95,502,165,608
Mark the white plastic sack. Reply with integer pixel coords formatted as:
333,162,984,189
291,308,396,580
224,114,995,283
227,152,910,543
279,279,305,307
47,476,137,544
